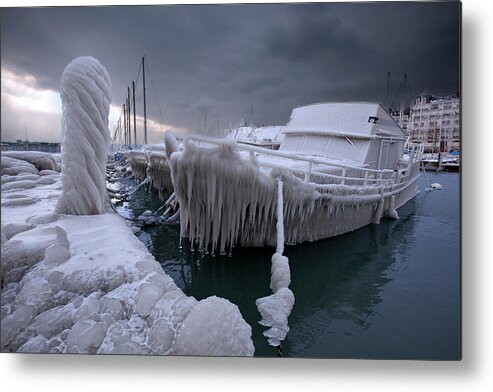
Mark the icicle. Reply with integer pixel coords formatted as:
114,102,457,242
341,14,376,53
256,179,294,350
276,180,285,255
385,195,399,220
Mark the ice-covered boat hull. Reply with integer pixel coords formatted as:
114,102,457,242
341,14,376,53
126,150,173,199
166,134,421,253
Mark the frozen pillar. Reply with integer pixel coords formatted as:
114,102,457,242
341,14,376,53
56,56,113,215
255,179,295,350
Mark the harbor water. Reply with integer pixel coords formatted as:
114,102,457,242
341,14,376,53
116,171,460,359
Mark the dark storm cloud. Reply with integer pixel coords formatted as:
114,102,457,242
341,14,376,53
1,1,460,140
265,5,368,62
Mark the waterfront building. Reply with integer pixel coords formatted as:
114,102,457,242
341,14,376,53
390,93,460,152
390,108,410,135
407,93,460,152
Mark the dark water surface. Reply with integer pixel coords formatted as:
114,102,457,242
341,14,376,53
117,171,460,359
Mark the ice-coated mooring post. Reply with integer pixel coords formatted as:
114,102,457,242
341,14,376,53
56,56,113,215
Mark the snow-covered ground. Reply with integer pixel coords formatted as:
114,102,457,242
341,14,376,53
1,152,254,356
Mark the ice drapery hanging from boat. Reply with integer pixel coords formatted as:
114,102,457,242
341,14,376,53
56,56,112,215
166,133,278,253
164,133,386,251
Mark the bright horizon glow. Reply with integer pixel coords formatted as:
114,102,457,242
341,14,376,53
1,67,186,144
2,68,62,114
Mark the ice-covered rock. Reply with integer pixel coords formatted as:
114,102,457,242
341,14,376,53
1,223,34,240
137,210,158,226
135,282,165,318
173,296,254,356
14,276,54,315
37,176,57,185
1,156,39,176
31,304,76,339
2,180,37,191
100,296,125,320
27,213,60,225
2,151,59,172
2,174,40,183
147,318,175,355
56,56,113,215
1,146,256,356
99,314,149,355
2,197,38,207
18,335,50,353
73,292,101,322
1,226,59,284
66,319,108,354
1,305,36,348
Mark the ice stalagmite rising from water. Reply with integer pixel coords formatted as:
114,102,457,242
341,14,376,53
56,56,112,215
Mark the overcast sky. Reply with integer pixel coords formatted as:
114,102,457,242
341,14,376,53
1,1,460,143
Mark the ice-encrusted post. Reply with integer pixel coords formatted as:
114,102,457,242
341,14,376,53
56,56,112,215
256,179,295,355
276,180,285,255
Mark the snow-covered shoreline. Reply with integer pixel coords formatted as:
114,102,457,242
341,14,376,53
1,152,254,356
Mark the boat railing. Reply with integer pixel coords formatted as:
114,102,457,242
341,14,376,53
148,152,169,169
126,150,170,169
186,135,423,191
126,150,150,180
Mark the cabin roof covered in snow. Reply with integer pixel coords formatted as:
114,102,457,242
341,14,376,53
284,102,404,138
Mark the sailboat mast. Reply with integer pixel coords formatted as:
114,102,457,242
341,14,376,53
123,103,127,146
142,56,148,145
127,87,131,146
132,81,137,147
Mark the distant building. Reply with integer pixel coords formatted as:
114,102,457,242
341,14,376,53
408,93,460,152
390,107,410,135
1,141,61,153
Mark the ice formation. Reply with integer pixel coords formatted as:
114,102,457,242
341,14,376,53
165,134,405,253
56,56,113,215
126,150,174,199
428,182,443,190
2,156,39,176
173,296,255,356
148,152,174,199
167,134,278,253
2,158,254,354
2,151,60,172
255,180,294,348
126,151,148,180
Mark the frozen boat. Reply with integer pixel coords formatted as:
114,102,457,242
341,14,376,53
164,102,423,254
228,125,286,150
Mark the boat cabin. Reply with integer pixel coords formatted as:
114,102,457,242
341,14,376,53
280,102,406,170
